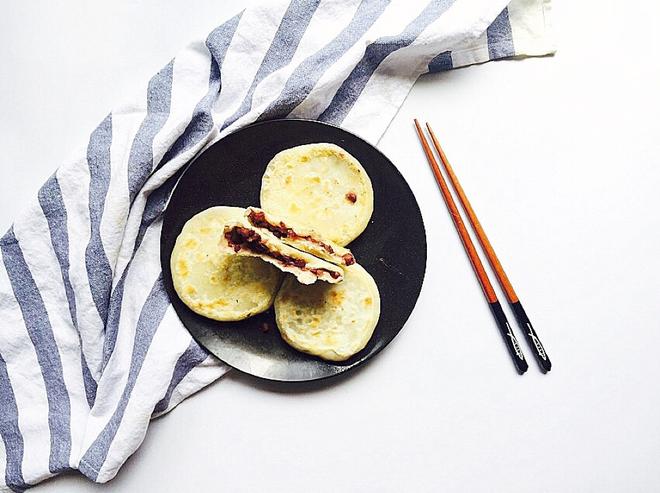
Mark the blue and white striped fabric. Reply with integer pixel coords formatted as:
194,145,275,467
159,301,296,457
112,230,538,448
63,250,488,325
0,0,553,489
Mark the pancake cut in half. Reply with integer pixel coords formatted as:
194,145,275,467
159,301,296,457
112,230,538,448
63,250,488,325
260,143,373,246
170,206,282,321
274,264,381,362
245,207,355,267
221,221,344,285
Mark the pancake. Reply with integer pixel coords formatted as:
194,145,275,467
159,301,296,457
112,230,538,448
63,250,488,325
274,264,380,361
244,207,355,266
170,206,281,321
260,143,373,246
221,221,344,285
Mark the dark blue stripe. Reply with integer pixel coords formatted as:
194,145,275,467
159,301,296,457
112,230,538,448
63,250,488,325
487,7,515,59
135,169,185,251
101,270,129,369
257,0,391,122
101,13,242,368
84,114,113,326
38,174,98,408
0,354,27,492
319,0,455,124
153,340,208,415
79,275,170,480
101,169,182,367
220,0,321,131
0,228,72,473
127,61,175,203
428,50,453,72
159,12,241,168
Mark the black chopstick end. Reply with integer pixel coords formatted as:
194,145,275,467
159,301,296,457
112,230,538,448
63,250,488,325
488,301,528,374
510,301,551,373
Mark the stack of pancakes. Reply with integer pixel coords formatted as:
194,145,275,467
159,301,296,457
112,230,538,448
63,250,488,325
170,143,380,362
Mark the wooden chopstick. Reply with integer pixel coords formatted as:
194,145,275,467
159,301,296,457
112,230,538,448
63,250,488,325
413,119,528,374
425,122,551,373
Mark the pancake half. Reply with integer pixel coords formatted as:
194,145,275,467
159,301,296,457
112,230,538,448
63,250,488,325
274,264,380,361
260,143,373,246
221,222,344,285
245,207,355,266
170,206,281,321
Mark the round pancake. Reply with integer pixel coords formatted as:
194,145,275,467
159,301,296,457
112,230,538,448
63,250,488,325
260,143,373,246
274,264,380,361
171,206,281,321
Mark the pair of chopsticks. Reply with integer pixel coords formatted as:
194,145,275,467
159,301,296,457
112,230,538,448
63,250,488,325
414,120,550,374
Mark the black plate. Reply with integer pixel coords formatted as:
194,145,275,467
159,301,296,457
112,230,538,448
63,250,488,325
161,119,426,382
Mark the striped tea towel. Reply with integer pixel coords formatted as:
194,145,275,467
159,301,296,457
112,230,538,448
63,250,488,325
0,0,554,489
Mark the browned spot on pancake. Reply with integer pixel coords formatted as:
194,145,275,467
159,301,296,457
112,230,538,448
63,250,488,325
346,192,357,203
330,290,345,305
176,260,189,277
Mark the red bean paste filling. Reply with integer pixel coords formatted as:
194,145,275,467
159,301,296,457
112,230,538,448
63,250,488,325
247,210,355,266
225,226,341,279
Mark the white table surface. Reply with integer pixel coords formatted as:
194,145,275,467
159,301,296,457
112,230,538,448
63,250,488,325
2,1,660,491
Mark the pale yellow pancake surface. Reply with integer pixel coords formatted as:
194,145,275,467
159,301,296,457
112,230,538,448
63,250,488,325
170,206,281,321
274,264,380,361
260,143,373,246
